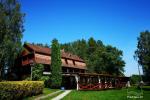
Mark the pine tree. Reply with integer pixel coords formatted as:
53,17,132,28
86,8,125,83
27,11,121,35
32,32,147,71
50,39,62,88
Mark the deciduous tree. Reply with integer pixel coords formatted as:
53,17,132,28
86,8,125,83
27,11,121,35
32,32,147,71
61,37,125,76
135,30,150,82
0,0,24,79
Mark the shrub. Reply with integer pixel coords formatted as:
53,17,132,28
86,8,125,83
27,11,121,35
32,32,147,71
32,64,44,80
40,76,51,88
24,76,31,81
32,64,51,87
0,81,44,100
130,74,140,85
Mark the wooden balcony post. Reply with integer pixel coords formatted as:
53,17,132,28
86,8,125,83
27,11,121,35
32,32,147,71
75,75,79,90
105,77,107,88
67,68,69,73
110,78,112,88
98,76,101,89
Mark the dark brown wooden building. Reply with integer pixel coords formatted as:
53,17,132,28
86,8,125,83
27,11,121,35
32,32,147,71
16,43,129,90
16,43,86,77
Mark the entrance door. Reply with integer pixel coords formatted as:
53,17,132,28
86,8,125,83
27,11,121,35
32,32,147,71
62,76,76,89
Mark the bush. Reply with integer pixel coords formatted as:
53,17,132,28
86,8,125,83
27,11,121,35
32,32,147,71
24,76,31,81
130,74,140,85
31,64,51,87
32,64,44,81
40,76,51,87
0,81,44,100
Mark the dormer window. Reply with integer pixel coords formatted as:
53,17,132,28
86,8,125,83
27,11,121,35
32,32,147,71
65,59,68,64
73,60,75,65
69,54,71,57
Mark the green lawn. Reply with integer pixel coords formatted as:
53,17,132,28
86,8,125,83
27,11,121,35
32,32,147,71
24,88,59,100
62,86,150,100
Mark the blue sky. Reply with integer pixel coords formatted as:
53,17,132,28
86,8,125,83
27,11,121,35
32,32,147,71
20,0,150,76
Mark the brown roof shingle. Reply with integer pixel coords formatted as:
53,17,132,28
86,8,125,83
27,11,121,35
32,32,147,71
24,43,84,62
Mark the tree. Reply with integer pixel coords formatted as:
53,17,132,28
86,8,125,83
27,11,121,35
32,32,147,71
32,64,50,87
130,74,140,85
87,37,97,55
86,37,97,72
135,30,150,82
51,39,62,88
32,64,44,80
93,45,125,75
104,45,125,75
60,39,87,60
0,0,24,79
61,37,125,75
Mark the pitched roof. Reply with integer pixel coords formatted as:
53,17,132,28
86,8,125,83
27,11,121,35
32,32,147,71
24,43,84,62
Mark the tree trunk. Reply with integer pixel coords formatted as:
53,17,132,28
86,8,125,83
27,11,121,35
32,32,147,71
0,66,1,81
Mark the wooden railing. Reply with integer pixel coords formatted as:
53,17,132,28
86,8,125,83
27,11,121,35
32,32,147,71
78,82,126,90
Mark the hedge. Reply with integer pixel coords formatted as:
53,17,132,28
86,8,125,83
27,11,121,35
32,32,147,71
0,81,44,100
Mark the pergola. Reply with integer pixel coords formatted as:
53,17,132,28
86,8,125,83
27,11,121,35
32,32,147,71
63,73,129,90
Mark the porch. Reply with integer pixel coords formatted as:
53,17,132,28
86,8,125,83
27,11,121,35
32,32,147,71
62,73,129,90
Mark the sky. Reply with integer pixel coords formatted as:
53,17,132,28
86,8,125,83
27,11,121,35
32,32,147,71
20,0,150,76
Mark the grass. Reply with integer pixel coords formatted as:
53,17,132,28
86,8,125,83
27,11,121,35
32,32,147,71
24,88,59,100
62,86,150,100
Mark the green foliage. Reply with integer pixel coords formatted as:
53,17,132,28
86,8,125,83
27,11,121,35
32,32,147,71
60,37,125,76
0,81,44,100
135,30,150,82
0,0,24,79
40,76,51,88
130,74,140,85
51,39,62,88
32,64,44,80
61,39,87,60
24,76,32,81
32,64,50,87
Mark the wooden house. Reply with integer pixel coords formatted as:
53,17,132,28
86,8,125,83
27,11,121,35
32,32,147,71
16,43,86,77
16,43,129,90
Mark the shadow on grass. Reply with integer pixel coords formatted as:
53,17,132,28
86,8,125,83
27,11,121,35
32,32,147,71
142,87,150,91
